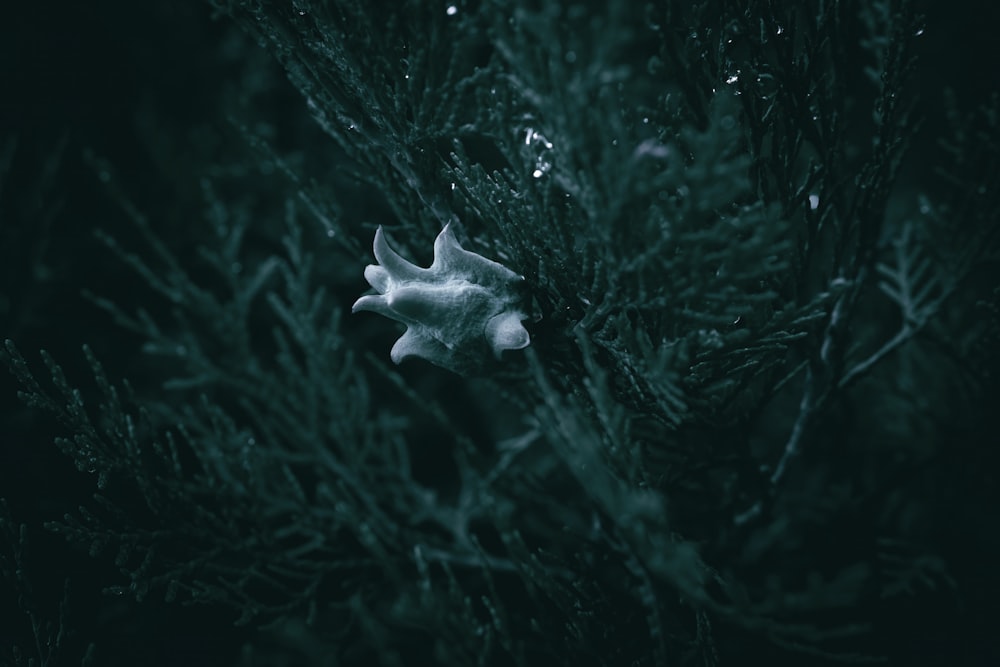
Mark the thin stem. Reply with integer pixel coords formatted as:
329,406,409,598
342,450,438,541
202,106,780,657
734,365,818,526
837,324,913,391
768,367,817,487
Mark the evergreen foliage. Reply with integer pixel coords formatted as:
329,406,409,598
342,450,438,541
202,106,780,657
2,0,998,665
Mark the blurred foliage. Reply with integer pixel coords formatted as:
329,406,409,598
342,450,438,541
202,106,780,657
2,0,999,665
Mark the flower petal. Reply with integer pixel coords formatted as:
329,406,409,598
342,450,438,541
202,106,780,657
351,294,398,320
485,310,530,358
390,328,450,364
373,226,424,282
364,264,392,293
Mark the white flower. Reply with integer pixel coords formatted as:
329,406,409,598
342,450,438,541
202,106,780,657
352,224,530,374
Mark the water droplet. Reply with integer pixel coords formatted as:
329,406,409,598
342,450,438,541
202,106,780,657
532,154,553,177
446,5,457,15
524,128,555,178
776,25,784,35
642,117,649,124
525,128,553,149
726,73,739,85
808,194,820,210
914,28,924,36
326,229,335,238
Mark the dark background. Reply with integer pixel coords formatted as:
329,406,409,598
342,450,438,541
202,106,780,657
2,1,999,665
